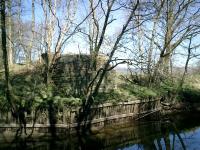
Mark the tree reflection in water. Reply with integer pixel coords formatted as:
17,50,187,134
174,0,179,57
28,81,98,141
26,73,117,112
138,120,186,150
1,112,200,150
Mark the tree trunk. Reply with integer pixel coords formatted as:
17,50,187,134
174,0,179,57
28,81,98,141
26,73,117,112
179,36,192,89
1,0,12,109
7,0,13,66
27,0,35,64
161,0,175,74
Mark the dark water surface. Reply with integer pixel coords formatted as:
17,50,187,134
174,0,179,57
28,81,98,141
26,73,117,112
1,112,200,150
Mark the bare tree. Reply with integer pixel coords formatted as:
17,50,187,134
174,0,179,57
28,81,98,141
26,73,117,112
77,0,140,132
130,0,200,84
40,0,79,84
152,0,200,81
178,34,200,88
146,0,165,83
39,0,103,85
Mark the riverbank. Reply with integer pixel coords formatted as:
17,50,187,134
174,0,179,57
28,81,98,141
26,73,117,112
0,99,160,135
1,111,200,150
160,101,200,115
1,98,200,139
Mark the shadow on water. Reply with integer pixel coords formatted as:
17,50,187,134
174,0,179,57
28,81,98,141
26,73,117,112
76,99,98,135
48,100,57,138
9,104,28,138
1,112,200,150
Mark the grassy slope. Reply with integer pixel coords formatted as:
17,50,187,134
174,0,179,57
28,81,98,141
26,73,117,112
1,65,200,105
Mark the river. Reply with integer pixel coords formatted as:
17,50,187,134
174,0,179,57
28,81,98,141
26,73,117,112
0,112,200,150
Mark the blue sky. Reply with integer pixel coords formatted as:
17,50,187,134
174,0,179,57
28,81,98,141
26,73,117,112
20,0,200,68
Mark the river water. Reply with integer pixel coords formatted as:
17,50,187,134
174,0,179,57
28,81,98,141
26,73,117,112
1,112,200,150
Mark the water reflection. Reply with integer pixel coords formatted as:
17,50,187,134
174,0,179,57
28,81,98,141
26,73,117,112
1,112,200,150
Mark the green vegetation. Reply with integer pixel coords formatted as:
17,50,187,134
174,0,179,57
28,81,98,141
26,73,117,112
121,84,158,99
0,66,82,113
2,65,200,112
112,73,200,104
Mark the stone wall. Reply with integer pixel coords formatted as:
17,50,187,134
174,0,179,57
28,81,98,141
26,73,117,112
52,54,116,96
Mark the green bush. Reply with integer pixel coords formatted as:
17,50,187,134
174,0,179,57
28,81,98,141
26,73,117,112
120,83,158,99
